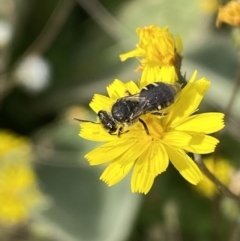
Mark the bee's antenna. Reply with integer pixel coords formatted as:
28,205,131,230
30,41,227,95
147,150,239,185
74,118,98,124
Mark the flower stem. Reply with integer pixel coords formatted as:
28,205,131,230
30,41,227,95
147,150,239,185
194,153,240,202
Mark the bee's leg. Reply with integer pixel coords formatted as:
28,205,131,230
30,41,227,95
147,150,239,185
116,127,130,137
117,127,123,137
139,118,150,135
151,112,162,116
109,132,118,136
125,90,133,96
151,112,167,117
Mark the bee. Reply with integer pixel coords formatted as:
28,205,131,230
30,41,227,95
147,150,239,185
75,82,181,136
75,98,140,136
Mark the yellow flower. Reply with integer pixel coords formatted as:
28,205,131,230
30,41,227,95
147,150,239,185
0,130,45,225
0,160,45,225
79,71,224,194
195,156,232,198
200,0,219,13
119,25,183,84
216,0,240,27
0,130,32,161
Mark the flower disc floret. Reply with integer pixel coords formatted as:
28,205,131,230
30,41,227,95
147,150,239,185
120,25,183,84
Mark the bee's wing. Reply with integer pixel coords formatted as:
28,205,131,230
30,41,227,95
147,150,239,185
129,99,152,119
127,89,165,120
115,93,148,120
120,93,146,102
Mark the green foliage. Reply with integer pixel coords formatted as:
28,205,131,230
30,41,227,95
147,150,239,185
1,0,240,240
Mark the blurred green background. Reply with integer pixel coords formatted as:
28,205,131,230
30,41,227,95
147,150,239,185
1,0,240,240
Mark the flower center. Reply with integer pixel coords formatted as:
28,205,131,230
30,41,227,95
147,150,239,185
142,115,164,140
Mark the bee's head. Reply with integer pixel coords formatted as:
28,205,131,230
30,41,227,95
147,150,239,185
98,110,117,133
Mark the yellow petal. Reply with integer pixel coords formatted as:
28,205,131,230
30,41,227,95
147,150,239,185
175,34,183,53
164,145,202,184
100,160,134,186
125,80,140,95
140,65,177,89
131,162,155,194
174,113,225,134
140,66,160,88
187,70,198,84
163,75,210,127
89,94,113,113
217,1,240,27
137,142,169,175
162,131,192,147
183,134,220,154
183,75,210,98
131,148,154,194
85,138,139,165
106,79,128,100
151,142,169,175
181,155,203,184
117,140,151,165
159,66,178,83
79,122,116,142
119,48,144,61
131,142,169,194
